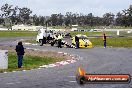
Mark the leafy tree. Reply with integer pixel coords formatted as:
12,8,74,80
57,13,64,26
1,3,14,28
116,5,132,27
116,12,123,26
65,12,72,26
10,6,19,25
0,17,4,24
1,4,13,18
32,14,40,26
103,13,115,26
124,5,132,26
18,7,32,24
50,14,58,26
39,16,46,26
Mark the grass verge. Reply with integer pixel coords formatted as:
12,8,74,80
23,39,37,44
70,31,116,37
0,31,37,37
90,37,132,48
0,52,64,73
70,31,132,37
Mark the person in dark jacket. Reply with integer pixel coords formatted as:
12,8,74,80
40,36,46,46
15,41,25,68
103,34,107,48
75,36,79,49
47,34,51,43
43,36,46,44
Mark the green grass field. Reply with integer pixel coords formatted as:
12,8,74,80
70,31,117,37
0,52,64,73
23,39,37,44
0,31,37,37
90,37,132,48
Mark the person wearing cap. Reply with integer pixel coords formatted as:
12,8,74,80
15,41,25,68
103,33,107,48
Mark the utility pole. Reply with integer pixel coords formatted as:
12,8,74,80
46,21,48,39
46,21,47,38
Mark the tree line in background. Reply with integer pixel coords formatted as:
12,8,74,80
0,3,132,28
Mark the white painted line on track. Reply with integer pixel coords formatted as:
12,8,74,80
34,49,39,51
47,64,56,67
69,81,76,83
24,43,31,45
58,61,69,65
22,70,26,72
16,82,21,84
70,60,76,63
64,53,68,55
32,44,38,45
6,83,14,85
69,54,73,56
40,65,47,68
68,76,76,78
58,52,63,54
6,82,21,85
38,68,42,69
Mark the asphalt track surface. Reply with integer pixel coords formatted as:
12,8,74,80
0,37,132,88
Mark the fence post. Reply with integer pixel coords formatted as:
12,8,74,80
0,50,8,69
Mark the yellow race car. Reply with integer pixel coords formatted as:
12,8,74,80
72,34,92,48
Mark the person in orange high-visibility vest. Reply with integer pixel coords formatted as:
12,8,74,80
103,34,106,48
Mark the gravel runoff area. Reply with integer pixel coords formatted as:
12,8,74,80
0,45,72,60
0,45,76,73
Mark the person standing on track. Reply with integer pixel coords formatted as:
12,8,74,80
103,33,107,48
47,34,51,43
15,41,25,68
40,36,46,46
75,36,79,49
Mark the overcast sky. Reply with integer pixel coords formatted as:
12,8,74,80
0,0,132,17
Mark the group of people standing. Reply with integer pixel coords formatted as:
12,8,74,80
40,33,63,48
40,35,52,46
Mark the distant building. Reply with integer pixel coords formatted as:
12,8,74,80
12,24,43,31
71,25,78,31
0,28,8,31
